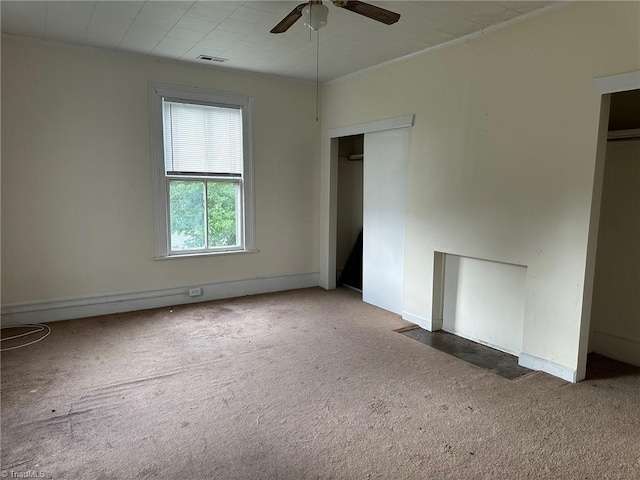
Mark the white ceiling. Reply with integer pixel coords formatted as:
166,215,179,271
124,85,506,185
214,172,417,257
1,1,555,82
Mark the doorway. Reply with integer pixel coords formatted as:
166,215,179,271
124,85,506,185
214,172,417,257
588,89,640,368
579,71,640,380
336,134,364,291
326,115,414,315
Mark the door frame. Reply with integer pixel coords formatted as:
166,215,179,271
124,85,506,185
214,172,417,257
577,70,640,381
321,114,414,290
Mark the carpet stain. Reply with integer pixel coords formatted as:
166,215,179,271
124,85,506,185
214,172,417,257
369,399,390,415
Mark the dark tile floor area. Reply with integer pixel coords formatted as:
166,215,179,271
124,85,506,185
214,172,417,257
398,327,532,380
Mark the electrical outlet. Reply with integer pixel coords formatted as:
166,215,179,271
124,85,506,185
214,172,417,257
188,287,203,297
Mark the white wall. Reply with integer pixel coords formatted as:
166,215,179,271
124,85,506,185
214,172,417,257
1,37,320,307
319,2,640,380
590,139,640,366
443,255,526,356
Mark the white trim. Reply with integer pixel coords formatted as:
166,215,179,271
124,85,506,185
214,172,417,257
518,353,577,383
327,114,414,139
326,2,569,86
577,95,611,382
608,129,640,140
148,82,255,258
402,311,442,332
0,272,320,327
149,83,169,255
442,327,519,357
579,73,640,381
322,116,414,290
591,331,640,367
154,248,259,261
594,71,640,94
431,251,446,331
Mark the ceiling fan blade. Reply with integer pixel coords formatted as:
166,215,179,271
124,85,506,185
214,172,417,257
270,3,307,33
332,0,400,25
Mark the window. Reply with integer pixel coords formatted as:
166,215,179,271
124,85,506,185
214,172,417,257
149,83,255,258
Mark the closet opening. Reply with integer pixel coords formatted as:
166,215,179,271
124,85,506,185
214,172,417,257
336,134,364,292
587,89,640,372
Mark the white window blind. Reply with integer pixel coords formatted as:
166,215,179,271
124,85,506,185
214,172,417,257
163,100,243,175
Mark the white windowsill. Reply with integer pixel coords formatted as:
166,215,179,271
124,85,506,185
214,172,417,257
154,249,259,261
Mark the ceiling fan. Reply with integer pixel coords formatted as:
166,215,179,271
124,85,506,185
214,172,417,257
270,0,401,34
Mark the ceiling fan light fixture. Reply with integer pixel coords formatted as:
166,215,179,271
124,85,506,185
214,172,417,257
302,3,329,31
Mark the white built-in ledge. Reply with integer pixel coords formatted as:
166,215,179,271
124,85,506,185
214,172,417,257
154,249,259,261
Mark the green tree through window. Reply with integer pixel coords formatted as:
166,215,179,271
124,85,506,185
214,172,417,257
169,180,237,250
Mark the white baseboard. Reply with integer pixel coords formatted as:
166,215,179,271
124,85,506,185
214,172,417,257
441,326,520,357
590,330,640,367
402,311,442,332
1,272,320,327
518,352,577,383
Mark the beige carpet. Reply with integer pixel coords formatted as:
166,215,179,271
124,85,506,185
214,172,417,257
2,287,639,479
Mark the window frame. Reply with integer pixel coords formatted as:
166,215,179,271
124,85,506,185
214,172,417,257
149,82,255,259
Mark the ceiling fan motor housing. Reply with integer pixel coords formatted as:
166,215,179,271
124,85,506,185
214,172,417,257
270,0,400,35
302,2,329,31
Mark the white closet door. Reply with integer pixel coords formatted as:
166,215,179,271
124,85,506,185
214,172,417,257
362,128,409,315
